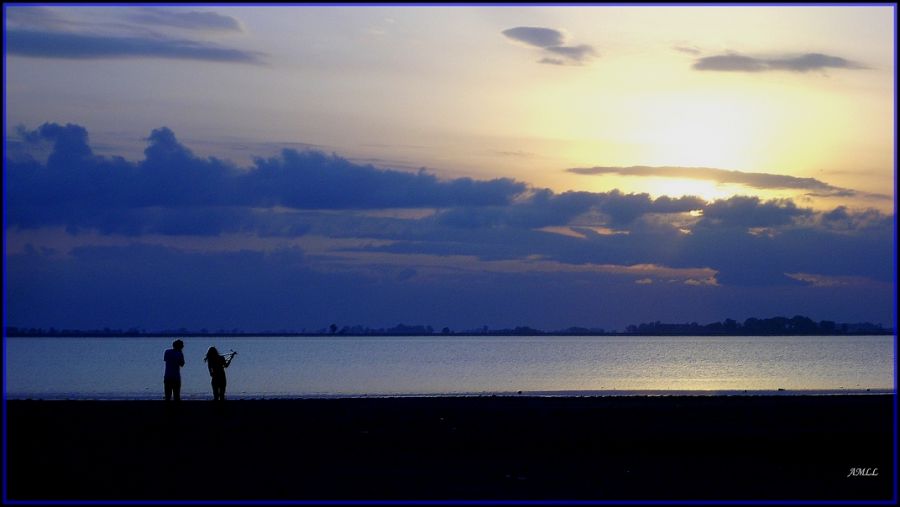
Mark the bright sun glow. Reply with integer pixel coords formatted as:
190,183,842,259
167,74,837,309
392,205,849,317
635,93,764,171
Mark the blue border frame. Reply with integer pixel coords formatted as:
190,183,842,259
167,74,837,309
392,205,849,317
2,2,898,505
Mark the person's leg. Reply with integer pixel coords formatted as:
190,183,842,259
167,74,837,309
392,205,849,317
173,378,181,401
164,379,173,401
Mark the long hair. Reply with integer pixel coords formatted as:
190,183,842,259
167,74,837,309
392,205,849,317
204,346,219,363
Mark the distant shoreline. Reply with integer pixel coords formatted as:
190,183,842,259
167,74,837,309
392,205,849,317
8,314,893,338
7,316,893,338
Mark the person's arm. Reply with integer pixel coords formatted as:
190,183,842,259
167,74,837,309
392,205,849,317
224,356,233,368
179,352,185,368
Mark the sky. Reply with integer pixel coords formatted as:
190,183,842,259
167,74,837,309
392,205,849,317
3,4,896,332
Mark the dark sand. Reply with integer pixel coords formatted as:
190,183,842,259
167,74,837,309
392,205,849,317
6,396,894,501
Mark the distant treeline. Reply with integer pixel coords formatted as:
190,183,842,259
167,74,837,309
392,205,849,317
623,316,892,336
4,316,893,337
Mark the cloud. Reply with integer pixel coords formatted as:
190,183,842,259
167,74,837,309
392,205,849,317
785,272,884,288
819,206,893,232
673,45,702,55
127,8,243,31
693,52,865,73
699,196,812,229
249,150,526,210
501,26,565,48
7,121,893,315
18,122,94,167
544,44,596,64
6,29,265,63
502,26,597,66
6,123,526,235
5,242,726,332
9,236,893,331
567,165,857,196
538,57,566,66
4,6,67,30
11,123,887,243
435,189,705,230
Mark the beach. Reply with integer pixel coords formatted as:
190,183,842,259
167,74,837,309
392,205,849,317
6,395,894,501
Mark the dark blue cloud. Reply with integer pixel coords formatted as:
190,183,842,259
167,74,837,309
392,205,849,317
6,241,893,331
9,122,888,247
819,206,892,232
20,122,94,167
352,190,892,289
249,149,526,210
6,29,264,63
436,190,595,229
698,196,811,229
598,191,703,227
435,190,705,230
683,217,893,286
6,123,526,234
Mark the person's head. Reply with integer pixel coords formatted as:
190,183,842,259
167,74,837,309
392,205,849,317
173,339,184,351
205,346,219,362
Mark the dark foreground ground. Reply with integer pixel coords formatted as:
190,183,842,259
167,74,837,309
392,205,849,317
6,396,895,502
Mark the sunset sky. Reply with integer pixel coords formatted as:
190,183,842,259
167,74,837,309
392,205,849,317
4,5,896,331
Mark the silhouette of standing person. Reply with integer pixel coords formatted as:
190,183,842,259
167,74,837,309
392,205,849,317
205,346,233,401
163,339,185,401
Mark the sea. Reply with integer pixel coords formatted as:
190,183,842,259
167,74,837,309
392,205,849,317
4,335,895,400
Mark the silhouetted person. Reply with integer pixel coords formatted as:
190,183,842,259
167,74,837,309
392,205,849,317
164,339,185,401
205,346,233,401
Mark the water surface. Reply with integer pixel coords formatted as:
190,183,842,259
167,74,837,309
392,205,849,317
4,335,894,399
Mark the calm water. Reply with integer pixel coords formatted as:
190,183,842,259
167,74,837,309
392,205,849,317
4,335,894,399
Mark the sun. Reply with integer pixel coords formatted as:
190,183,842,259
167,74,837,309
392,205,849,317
639,176,732,202
637,94,763,172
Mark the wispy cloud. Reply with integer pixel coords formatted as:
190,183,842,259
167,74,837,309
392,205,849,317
127,8,243,32
543,44,596,64
5,7,259,64
6,29,264,64
538,57,567,66
693,52,866,73
673,45,702,55
502,26,597,66
567,165,860,197
4,6,67,30
785,272,882,288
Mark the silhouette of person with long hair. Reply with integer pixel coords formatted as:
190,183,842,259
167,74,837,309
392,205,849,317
204,346,233,401
163,339,185,401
